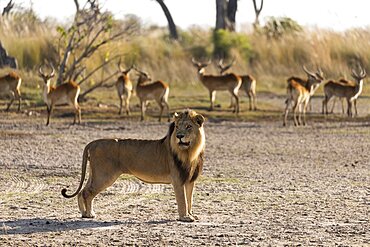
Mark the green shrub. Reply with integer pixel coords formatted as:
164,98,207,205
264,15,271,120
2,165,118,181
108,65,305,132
212,29,252,60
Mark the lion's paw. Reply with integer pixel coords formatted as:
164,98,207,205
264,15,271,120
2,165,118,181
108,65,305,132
178,215,195,222
82,212,96,218
189,213,199,220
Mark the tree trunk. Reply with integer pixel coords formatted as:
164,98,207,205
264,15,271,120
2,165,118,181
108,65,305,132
0,41,17,69
215,0,236,31
215,0,227,30
155,0,178,40
227,0,237,31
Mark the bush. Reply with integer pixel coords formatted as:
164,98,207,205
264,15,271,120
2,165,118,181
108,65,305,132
212,29,252,60
263,17,302,39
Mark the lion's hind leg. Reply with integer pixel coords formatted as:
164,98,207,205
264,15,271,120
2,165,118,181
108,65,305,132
77,191,86,216
79,170,121,218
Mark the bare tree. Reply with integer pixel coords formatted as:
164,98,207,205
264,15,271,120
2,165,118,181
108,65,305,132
2,0,14,16
252,0,264,29
54,0,137,99
155,0,178,40
215,0,237,31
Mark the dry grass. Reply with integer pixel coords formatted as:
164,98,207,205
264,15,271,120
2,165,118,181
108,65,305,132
1,13,370,113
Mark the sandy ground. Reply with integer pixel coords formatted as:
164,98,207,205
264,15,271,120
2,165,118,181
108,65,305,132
0,96,369,246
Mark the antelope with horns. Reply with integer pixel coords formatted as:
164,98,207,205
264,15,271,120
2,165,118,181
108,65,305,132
0,71,22,112
283,66,324,126
39,64,81,126
116,60,133,115
322,65,366,117
192,58,242,113
217,58,257,111
328,79,356,115
134,67,170,122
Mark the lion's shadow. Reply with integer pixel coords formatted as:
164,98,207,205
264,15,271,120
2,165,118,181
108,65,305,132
0,218,172,235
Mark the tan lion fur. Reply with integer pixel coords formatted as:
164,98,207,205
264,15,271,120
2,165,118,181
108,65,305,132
61,109,205,222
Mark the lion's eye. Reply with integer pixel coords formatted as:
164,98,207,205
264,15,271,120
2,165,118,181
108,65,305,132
186,125,192,130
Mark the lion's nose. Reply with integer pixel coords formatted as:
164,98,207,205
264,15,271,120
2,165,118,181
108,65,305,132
176,133,185,139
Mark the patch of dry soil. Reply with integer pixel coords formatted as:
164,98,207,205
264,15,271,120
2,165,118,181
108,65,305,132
0,107,369,246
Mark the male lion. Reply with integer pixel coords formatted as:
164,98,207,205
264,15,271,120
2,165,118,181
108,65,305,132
61,109,205,222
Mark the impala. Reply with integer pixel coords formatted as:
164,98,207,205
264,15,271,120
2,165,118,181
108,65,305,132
116,60,133,115
192,58,242,113
39,64,81,126
134,67,170,122
322,66,366,117
217,59,257,111
329,79,355,114
0,71,22,111
283,66,324,126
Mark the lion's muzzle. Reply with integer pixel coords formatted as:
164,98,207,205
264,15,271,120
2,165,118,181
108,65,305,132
176,133,190,147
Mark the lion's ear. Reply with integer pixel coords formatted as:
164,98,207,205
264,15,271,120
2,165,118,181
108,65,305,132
172,112,180,122
194,114,205,127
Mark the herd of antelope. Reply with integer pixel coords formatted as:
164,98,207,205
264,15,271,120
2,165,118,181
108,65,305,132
0,58,367,126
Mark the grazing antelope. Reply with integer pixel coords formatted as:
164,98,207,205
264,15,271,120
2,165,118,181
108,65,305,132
191,58,242,113
322,66,366,117
134,67,170,122
283,66,324,126
39,64,81,126
217,59,257,111
0,71,22,112
116,61,133,115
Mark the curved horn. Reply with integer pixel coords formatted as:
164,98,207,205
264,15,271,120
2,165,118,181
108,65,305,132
316,66,324,80
124,64,133,74
360,65,367,78
351,68,359,79
302,65,316,77
191,57,199,66
117,58,123,72
352,65,367,80
220,58,235,72
218,58,224,67
49,63,55,78
38,64,45,77
133,66,149,77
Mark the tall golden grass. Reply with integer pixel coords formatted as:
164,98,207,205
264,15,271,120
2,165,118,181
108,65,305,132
1,12,370,97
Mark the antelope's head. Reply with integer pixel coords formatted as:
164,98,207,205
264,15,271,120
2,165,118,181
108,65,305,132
39,63,55,84
191,58,212,74
217,58,235,75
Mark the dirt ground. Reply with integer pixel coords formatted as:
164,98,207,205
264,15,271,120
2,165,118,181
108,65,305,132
0,96,369,246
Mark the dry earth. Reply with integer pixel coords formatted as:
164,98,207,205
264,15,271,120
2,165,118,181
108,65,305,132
0,96,369,246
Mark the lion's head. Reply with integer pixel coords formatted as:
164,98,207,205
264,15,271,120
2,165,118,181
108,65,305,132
170,110,205,162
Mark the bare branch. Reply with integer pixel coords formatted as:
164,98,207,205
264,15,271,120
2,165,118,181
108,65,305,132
252,0,264,28
78,53,125,85
57,30,77,84
78,71,119,101
73,0,80,12
2,0,14,16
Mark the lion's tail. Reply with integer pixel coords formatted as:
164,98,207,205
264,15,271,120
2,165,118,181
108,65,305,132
61,142,91,198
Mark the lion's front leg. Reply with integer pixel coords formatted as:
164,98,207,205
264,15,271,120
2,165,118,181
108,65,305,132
172,182,194,222
185,182,198,220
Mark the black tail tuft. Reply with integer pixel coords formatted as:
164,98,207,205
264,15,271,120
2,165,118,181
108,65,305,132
61,188,71,198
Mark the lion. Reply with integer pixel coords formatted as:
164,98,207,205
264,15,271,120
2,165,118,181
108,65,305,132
61,109,205,222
